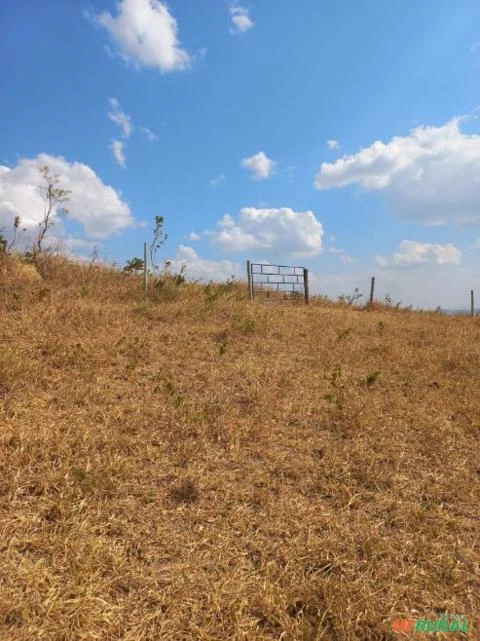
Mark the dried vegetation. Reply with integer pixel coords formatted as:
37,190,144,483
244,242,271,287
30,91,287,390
0,254,479,640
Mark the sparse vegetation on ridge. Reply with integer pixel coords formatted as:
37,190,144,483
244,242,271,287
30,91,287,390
0,253,479,641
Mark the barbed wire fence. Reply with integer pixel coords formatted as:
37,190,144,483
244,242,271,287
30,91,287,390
38,239,479,316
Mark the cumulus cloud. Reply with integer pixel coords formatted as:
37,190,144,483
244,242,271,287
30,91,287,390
167,245,242,282
241,151,275,180
93,0,191,73
229,4,254,34
110,140,126,167
108,98,133,138
326,139,340,150
205,207,324,257
187,231,200,241
376,240,462,268
0,154,134,240
315,117,480,225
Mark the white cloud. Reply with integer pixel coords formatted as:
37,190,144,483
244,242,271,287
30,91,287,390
167,245,242,282
205,207,324,257
107,99,131,166
110,140,126,167
93,0,191,73
108,98,133,138
187,231,200,241
376,240,462,268
328,242,354,263
61,237,99,252
107,99,158,157
229,4,254,34
141,126,158,142
210,174,226,187
315,117,480,225
241,151,275,180
0,154,134,240
326,139,340,150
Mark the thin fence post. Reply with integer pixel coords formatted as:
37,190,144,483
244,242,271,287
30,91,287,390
304,268,309,304
471,290,474,317
247,260,253,300
143,242,148,297
369,276,375,304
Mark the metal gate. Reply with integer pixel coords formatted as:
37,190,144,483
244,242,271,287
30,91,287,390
247,261,309,303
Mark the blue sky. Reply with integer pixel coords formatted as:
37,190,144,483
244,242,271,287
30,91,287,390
1,0,480,307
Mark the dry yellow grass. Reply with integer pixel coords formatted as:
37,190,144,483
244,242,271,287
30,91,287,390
0,254,479,641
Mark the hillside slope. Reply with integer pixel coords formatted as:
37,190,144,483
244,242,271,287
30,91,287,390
1,255,479,640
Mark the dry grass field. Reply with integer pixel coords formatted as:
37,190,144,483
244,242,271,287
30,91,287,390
1,254,479,641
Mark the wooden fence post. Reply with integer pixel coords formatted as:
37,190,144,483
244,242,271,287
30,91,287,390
143,242,148,297
471,290,474,317
247,261,253,300
369,276,375,304
304,268,309,304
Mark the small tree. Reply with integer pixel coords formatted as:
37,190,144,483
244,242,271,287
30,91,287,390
149,215,167,272
338,287,363,305
124,257,144,273
34,165,71,256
